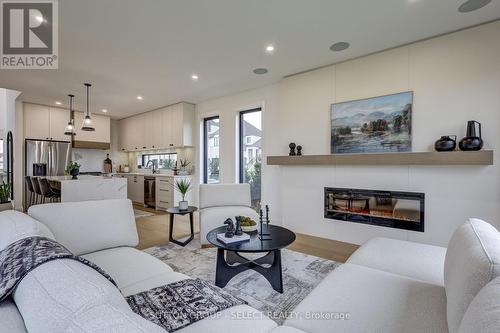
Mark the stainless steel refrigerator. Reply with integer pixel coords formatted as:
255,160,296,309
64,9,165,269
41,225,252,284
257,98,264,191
25,140,72,177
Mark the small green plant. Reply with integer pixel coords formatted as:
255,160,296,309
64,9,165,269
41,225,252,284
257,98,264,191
65,161,81,174
179,159,191,169
174,178,191,201
0,179,11,203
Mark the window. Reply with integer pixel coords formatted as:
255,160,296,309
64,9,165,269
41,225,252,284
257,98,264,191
140,153,177,169
203,116,220,184
239,108,262,210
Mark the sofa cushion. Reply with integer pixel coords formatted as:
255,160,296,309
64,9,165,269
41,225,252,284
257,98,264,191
176,304,277,333
66,303,166,332
200,206,259,244
199,184,252,208
0,298,27,333
458,276,500,333
444,218,500,333
347,237,446,286
12,259,132,333
284,263,448,333
28,199,138,255
0,210,54,251
82,247,188,297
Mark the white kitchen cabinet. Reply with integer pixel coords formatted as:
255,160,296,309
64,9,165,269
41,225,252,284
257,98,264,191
127,174,144,204
156,176,174,210
117,102,195,151
49,108,71,141
73,112,111,143
24,104,71,141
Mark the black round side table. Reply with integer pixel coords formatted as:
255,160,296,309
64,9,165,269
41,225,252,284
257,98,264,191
166,206,197,247
207,224,296,293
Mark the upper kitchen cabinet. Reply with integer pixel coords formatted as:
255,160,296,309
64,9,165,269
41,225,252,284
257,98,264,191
118,102,195,151
24,103,71,142
73,112,111,149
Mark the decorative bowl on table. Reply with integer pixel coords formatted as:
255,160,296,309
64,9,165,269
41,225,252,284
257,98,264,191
239,216,258,233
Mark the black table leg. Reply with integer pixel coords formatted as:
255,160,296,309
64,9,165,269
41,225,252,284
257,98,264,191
215,248,284,293
168,212,194,247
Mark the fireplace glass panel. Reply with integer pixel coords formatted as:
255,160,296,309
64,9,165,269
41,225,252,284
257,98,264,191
324,188,424,232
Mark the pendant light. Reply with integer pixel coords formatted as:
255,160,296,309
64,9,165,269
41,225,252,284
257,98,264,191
64,94,75,136
81,83,95,131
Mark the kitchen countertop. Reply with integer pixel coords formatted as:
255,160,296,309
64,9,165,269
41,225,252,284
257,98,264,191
45,175,117,182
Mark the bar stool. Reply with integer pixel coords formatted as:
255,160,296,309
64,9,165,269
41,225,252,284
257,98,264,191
24,176,35,210
38,178,61,203
30,177,43,205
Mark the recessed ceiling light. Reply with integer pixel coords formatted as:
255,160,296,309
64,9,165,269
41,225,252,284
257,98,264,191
330,42,350,52
136,96,143,100
253,68,268,75
458,0,491,12
266,45,275,53
102,109,108,113
191,74,199,80
55,101,62,105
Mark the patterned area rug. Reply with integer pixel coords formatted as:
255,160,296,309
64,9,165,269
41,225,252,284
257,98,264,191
144,240,340,324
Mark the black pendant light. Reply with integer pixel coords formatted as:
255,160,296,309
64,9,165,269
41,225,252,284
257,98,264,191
64,94,75,136
81,83,95,131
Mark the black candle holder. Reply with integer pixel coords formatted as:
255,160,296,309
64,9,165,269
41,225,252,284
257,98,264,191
259,205,272,241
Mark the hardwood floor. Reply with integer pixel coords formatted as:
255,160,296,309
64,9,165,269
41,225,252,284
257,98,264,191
134,205,358,262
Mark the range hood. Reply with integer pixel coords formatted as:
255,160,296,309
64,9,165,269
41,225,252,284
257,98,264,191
72,140,110,150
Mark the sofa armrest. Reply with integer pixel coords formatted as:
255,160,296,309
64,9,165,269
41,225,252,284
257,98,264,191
28,199,138,256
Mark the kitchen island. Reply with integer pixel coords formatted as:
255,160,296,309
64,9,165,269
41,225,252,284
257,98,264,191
46,175,127,203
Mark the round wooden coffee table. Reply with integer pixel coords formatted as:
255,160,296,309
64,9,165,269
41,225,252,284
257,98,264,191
207,225,296,293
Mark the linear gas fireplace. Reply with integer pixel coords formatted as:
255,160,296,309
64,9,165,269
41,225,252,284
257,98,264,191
324,187,425,232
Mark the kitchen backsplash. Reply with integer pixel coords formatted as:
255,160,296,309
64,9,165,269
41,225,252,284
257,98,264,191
73,148,128,173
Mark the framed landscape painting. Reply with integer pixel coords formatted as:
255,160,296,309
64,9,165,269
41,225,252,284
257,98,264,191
331,91,413,154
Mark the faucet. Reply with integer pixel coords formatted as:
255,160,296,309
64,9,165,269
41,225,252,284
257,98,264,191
145,160,158,174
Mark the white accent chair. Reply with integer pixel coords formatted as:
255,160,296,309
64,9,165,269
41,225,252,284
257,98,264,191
199,183,259,246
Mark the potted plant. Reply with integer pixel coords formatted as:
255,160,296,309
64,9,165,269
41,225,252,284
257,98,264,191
65,162,81,179
177,159,191,175
0,178,12,211
174,178,191,210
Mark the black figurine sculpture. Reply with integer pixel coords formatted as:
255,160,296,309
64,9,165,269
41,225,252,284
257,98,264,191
224,218,235,238
297,145,302,156
289,143,296,156
234,216,243,236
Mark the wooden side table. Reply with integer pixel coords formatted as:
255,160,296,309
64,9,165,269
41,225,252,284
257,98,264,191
166,206,197,247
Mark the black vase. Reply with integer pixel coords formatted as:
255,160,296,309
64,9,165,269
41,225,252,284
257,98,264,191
434,136,456,152
459,120,483,151
70,168,79,179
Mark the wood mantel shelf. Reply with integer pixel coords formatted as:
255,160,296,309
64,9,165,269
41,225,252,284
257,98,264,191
267,150,494,166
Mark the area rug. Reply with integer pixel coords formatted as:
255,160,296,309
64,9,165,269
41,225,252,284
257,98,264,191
144,240,340,324
134,209,154,219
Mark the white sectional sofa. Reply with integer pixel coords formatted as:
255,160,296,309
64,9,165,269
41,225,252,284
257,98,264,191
0,199,499,333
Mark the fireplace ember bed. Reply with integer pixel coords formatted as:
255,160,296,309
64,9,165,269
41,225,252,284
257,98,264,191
324,187,425,232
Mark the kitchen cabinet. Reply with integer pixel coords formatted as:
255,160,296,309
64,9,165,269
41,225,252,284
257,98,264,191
156,176,174,210
73,112,111,143
127,174,144,204
117,102,195,151
24,103,71,141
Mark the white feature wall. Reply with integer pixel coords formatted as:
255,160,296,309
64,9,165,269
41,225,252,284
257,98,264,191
196,22,500,247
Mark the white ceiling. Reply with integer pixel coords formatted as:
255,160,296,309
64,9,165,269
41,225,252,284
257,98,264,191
1,0,499,118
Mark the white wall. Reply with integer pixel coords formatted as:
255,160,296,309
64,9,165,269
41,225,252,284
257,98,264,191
195,21,500,247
